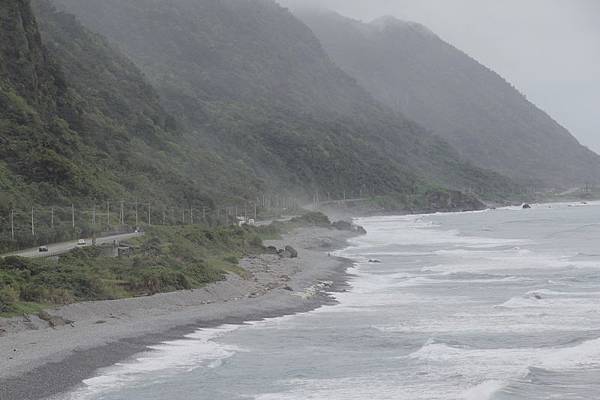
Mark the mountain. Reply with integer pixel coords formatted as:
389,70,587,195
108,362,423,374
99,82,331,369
295,9,600,189
1,0,261,207
0,0,262,249
30,0,261,205
51,0,517,199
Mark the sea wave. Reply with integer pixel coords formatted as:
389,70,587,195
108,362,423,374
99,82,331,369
59,325,243,400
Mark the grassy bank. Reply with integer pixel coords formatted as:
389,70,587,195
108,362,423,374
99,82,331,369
0,212,352,317
0,224,267,317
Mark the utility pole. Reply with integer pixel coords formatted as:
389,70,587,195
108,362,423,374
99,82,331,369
51,207,54,229
10,209,14,241
190,207,194,225
254,202,257,220
31,207,35,236
135,200,139,228
120,200,124,225
72,204,75,229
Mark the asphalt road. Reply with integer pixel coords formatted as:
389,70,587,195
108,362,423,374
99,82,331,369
2,232,143,258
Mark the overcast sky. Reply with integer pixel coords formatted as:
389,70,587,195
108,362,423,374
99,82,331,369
280,0,600,154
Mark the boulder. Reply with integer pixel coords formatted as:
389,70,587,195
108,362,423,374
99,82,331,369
332,220,367,234
319,238,333,248
265,246,279,254
332,220,353,231
354,225,367,234
285,245,298,258
38,311,73,328
279,245,298,258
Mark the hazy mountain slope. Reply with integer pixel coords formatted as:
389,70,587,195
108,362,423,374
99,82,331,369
296,9,600,189
0,0,263,249
52,0,517,198
0,0,102,205
30,0,260,205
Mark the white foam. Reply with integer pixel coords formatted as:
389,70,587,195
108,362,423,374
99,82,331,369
462,380,507,400
404,336,600,400
62,325,243,399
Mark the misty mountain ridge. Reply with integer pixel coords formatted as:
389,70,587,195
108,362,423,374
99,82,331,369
0,0,261,212
50,0,517,201
296,8,600,189
369,15,437,38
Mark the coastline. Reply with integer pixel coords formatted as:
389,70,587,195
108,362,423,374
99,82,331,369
0,227,358,400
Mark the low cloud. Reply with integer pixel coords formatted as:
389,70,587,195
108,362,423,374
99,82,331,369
280,0,600,153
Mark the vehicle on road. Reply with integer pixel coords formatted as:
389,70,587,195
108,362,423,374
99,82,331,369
38,246,49,252
77,239,86,246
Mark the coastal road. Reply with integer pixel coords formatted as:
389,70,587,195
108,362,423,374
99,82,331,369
2,232,143,259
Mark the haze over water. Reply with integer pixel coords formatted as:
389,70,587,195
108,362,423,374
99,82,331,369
63,203,600,399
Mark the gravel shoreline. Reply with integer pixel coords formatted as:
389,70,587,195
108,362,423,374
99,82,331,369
0,227,358,400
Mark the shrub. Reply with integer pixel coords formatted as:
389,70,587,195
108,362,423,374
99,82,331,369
223,255,239,264
0,286,20,312
290,212,331,227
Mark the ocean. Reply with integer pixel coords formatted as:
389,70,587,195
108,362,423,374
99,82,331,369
60,202,600,400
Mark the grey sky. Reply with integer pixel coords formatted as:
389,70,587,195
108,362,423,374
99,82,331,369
280,0,600,154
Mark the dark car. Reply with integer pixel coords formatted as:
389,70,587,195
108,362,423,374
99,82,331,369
38,246,49,252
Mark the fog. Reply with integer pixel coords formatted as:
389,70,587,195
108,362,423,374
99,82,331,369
280,0,600,154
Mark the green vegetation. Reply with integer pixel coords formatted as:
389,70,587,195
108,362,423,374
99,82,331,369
1,0,523,256
0,0,265,252
0,211,346,317
256,212,334,240
0,224,267,316
52,0,521,199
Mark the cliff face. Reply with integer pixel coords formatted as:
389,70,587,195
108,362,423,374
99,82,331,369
0,0,66,116
297,9,600,189
0,0,85,202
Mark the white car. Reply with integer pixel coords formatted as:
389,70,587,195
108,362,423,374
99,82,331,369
77,239,87,246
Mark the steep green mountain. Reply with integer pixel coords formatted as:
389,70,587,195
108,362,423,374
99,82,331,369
295,9,600,189
52,0,517,199
1,0,241,210
30,0,261,205
0,0,88,205
0,0,260,250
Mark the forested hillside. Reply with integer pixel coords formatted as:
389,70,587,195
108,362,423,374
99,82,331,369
296,9,600,188
1,0,260,209
0,0,522,251
0,0,261,249
52,0,517,198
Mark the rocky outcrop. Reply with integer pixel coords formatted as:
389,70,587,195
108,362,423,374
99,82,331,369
278,245,298,259
422,190,486,213
332,220,367,234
